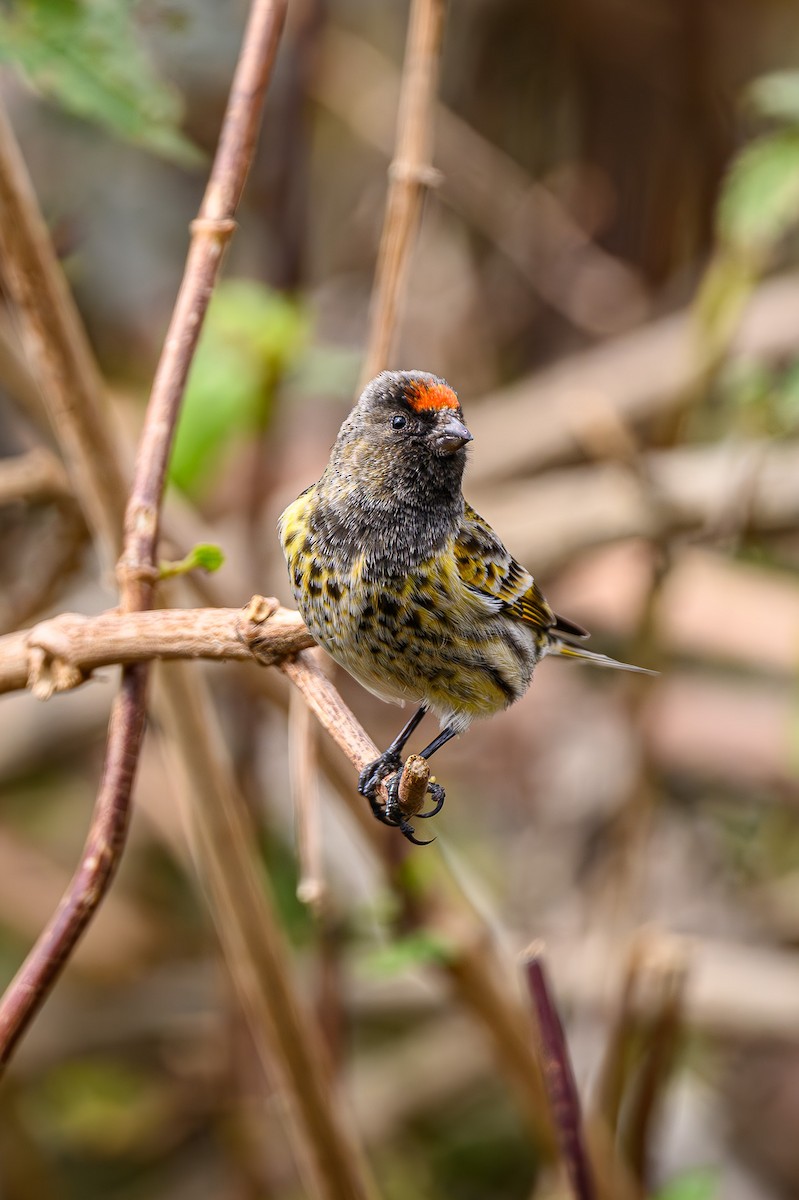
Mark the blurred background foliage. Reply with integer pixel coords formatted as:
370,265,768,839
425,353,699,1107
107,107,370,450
3,1,799,1197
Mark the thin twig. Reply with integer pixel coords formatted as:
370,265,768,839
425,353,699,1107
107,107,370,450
360,0,447,383
618,943,687,1186
0,664,148,1065
0,107,126,560
290,671,326,909
316,27,647,336
524,945,597,1200
0,0,288,1071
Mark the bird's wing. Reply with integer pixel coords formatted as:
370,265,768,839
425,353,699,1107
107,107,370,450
454,503,556,632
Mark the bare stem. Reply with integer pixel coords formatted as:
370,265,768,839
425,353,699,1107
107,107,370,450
0,665,148,1065
524,946,597,1200
0,107,126,558
119,0,287,612
0,0,288,1071
360,0,447,383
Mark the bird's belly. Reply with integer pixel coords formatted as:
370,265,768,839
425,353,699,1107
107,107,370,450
288,547,539,725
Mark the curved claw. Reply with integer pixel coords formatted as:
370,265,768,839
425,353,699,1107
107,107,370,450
417,781,446,819
398,817,435,846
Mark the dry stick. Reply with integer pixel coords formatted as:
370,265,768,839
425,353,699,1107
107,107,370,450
591,936,649,1138
524,946,597,1200
290,676,326,908
154,660,379,1200
0,0,287,1070
359,0,447,383
618,949,687,1186
0,107,125,559
0,602,312,697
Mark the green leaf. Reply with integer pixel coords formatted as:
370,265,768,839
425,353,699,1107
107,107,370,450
746,71,799,125
653,1167,718,1200
0,0,201,164
362,930,456,977
158,542,225,579
718,131,799,257
169,281,309,496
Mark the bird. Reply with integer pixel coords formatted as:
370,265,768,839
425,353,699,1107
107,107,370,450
279,370,652,844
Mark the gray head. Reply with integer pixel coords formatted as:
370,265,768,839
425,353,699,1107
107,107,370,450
328,370,472,500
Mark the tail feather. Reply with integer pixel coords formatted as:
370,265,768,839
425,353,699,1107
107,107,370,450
548,638,657,676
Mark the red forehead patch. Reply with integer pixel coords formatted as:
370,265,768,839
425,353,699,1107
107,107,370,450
406,380,459,413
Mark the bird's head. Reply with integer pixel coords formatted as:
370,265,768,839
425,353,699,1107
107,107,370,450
333,370,472,491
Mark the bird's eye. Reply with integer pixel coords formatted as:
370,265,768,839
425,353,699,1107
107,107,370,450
391,414,407,430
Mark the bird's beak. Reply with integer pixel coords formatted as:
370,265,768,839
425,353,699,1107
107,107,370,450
434,413,473,455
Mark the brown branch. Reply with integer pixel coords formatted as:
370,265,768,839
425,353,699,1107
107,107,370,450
0,600,312,697
0,107,126,560
0,447,72,506
290,671,326,910
153,659,379,1200
524,946,597,1200
360,0,447,383
316,27,648,337
118,2,285,613
0,0,287,1072
0,663,148,1066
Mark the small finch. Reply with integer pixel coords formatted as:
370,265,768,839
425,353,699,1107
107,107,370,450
279,370,651,843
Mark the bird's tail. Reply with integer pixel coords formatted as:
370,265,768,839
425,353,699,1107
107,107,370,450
548,638,657,675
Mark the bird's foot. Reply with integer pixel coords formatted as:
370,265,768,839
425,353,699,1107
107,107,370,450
384,772,435,846
358,750,402,800
360,752,444,844
417,781,446,819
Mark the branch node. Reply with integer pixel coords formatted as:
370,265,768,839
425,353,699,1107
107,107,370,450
388,159,443,187
237,594,284,663
27,643,86,700
189,216,238,241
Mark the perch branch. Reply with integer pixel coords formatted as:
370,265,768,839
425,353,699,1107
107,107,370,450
360,0,447,382
0,601,312,698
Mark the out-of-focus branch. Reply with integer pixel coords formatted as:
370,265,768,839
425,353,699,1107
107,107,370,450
154,658,380,1200
360,0,447,382
466,272,799,486
316,28,648,337
0,447,72,506
0,0,288,1072
524,947,597,1200
0,109,126,559
470,436,799,578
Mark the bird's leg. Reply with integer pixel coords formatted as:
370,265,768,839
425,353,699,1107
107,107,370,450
358,706,428,805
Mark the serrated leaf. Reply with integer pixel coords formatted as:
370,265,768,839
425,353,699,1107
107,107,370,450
0,0,201,164
718,131,799,257
746,71,799,125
